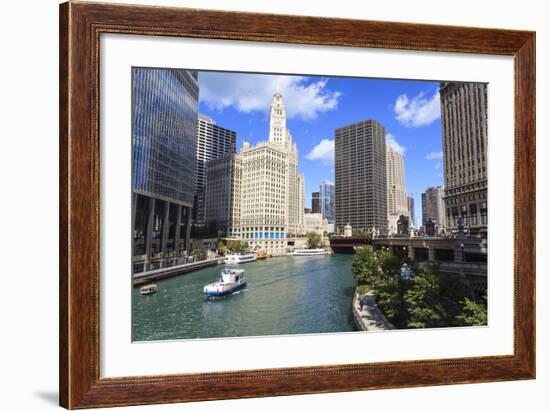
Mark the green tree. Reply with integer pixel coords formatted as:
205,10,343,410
405,268,444,328
351,246,380,285
305,232,321,249
351,247,410,327
405,268,470,328
226,240,248,253
378,249,402,275
236,241,252,253
457,296,488,326
216,240,227,255
191,247,204,260
375,249,411,327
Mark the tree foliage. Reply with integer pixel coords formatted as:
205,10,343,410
405,268,471,328
305,232,321,249
217,239,249,254
351,246,484,329
457,296,488,326
351,246,379,284
351,247,409,327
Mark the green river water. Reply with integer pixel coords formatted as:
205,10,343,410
132,254,357,341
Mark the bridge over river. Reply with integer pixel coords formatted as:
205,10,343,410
329,235,487,290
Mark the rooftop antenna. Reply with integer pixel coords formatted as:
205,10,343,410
275,81,282,96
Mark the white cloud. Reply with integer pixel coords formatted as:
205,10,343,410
306,139,334,164
393,90,441,127
386,133,406,156
434,162,442,169
426,151,443,160
198,72,342,121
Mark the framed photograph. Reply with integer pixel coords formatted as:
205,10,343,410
59,1,535,408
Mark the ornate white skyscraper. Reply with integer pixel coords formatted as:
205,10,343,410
269,92,287,145
235,92,304,255
386,145,409,234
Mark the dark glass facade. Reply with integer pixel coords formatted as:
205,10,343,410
320,181,335,224
132,68,199,206
132,68,199,273
311,192,320,214
194,114,237,226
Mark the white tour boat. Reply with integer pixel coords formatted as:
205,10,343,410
203,268,247,297
291,248,327,256
140,283,158,296
224,253,257,264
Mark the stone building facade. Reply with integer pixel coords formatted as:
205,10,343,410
206,92,304,255
440,82,488,236
386,146,408,235
204,152,242,237
335,119,388,235
422,186,445,234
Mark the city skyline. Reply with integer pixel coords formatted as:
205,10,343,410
131,68,488,341
197,71,446,227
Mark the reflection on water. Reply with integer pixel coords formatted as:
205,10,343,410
132,254,357,341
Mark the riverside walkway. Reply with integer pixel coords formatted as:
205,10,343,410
352,291,395,331
133,257,223,285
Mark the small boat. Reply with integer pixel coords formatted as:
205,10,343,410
203,268,247,297
140,284,158,295
255,250,269,260
224,253,257,264
290,248,327,256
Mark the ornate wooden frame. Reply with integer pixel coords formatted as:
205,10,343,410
59,1,536,408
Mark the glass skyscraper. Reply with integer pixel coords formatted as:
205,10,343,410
320,181,335,224
132,68,199,272
194,114,237,228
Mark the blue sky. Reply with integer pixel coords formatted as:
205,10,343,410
197,72,444,227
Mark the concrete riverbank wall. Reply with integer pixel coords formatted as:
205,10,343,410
133,258,223,285
352,291,395,331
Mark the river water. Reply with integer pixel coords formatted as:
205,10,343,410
132,254,357,341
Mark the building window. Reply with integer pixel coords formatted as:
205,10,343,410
480,202,488,225
469,203,478,225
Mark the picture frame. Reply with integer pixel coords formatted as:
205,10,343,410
59,1,535,408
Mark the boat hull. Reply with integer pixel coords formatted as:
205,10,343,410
224,256,257,264
291,250,327,256
205,281,247,297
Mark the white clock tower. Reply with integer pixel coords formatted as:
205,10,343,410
235,90,304,255
269,92,288,145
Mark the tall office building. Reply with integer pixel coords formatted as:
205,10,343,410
422,186,445,234
386,146,408,234
320,180,335,225
335,119,388,235
235,92,304,254
132,68,199,272
204,153,242,237
407,195,416,228
311,192,321,214
297,174,305,234
440,82,488,236
194,114,237,226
